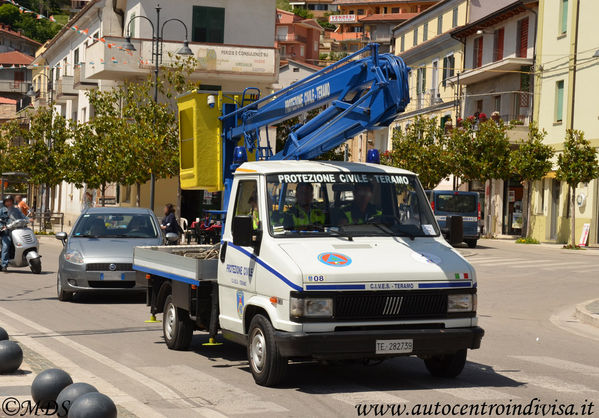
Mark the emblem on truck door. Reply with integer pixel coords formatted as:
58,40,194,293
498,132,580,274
317,252,352,267
236,290,244,318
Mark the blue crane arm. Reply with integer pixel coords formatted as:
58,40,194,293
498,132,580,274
220,43,410,161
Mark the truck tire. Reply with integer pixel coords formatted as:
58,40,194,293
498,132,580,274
247,314,288,387
424,349,467,378
57,274,73,302
465,239,477,249
163,294,193,350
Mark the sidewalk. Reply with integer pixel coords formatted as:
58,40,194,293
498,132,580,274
576,299,599,328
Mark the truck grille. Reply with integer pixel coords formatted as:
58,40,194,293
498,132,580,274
86,263,133,271
334,293,447,320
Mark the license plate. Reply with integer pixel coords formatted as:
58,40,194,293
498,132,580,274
375,339,413,354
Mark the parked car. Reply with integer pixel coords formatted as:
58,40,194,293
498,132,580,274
55,207,164,301
426,190,480,248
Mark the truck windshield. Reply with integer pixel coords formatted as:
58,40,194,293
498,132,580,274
266,172,439,238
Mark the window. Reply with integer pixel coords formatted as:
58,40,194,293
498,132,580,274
400,34,405,52
437,16,443,35
357,8,364,15
192,6,225,43
473,36,483,68
234,180,260,231
559,0,568,34
493,28,504,61
349,10,354,14
476,100,483,113
73,48,79,68
517,17,529,58
494,95,501,112
391,7,399,13
555,80,564,122
417,67,426,95
442,54,455,86
293,67,300,72
314,41,318,52
383,7,387,14
452,7,458,28
129,12,135,37
423,22,428,41
413,28,418,46
300,45,305,56
410,6,417,13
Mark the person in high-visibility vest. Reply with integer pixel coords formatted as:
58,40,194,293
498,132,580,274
341,182,381,225
248,192,260,230
283,183,325,228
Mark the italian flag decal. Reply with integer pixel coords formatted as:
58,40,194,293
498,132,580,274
455,273,469,279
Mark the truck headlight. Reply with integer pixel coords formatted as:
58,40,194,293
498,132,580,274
64,250,84,264
290,297,333,318
447,294,476,312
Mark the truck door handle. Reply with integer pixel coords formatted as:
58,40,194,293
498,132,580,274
220,241,227,263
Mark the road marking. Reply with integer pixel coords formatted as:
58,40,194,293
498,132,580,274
512,356,599,376
309,383,409,405
0,305,223,417
0,320,164,418
432,385,515,401
139,365,285,415
501,371,598,393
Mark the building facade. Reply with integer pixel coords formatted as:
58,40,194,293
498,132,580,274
329,0,437,53
529,0,599,245
276,9,323,65
289,0,338,17
32,0,278,227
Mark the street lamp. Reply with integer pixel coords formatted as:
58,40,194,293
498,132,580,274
123,4,193,211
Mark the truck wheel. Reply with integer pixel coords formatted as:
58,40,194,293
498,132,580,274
424,349,467,378
163,294,193,350
465,239,477,249
247,314,288,387
57,274,73,302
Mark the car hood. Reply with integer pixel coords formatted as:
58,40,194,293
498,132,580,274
278,237,474,288
68,237,162,262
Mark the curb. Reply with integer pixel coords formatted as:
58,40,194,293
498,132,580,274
575,299,599,329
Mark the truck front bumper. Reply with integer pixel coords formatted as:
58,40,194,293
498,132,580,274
274,326,484,360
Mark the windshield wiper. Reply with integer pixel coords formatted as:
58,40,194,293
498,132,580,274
364,221,396,236
284,224,353,241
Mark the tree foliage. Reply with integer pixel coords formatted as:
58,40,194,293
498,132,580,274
0,4,63,43
381,116,450,190
556,129,599,246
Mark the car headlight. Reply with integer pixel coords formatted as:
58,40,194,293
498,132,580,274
290,297,333,318
64,250,84,264
447,294,476,312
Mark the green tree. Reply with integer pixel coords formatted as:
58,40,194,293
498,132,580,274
276,0,292,11
556,129,599,247
449,119,511,236
0,4,62,43
293,8,314,19
510,123,554,237
381,116,450,190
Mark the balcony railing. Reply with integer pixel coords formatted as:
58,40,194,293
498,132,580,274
55,76,77,102
276,34,308,43
0,80,29,94
329,31,370,42
74,63,97,89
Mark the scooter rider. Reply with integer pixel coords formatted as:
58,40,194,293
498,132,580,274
0,196,23,272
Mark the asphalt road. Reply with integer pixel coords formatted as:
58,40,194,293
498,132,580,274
1,238,598,417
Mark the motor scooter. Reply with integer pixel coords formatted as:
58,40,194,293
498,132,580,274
3,218,42,273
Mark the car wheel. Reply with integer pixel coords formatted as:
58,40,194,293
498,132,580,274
56,274,73,302
465,239,477,249
424,349,467,378
162,294,193,350
247,314,288,387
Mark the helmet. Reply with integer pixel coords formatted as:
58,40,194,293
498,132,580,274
2,195,13,204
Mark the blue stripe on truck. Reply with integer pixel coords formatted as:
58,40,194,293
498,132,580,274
228,242,303,292
132,264,199,286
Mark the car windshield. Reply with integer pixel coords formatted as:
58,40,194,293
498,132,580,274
72,213,158,238
266,172,439,238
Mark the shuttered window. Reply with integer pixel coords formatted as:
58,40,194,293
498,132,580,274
473,37,483,68
555,80,564,122
413,28,418,46
493,28,504,61
442,54,455,87
452,7,458,28
400,34,405,52
423,22,428,41
560,0,568,34
517,18,529,58
437,16,443,35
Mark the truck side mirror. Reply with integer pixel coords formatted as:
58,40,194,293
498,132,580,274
55,232,67,245
232,216,254,247
447,216,464,246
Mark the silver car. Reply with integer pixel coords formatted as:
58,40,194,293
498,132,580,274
56,207,164,301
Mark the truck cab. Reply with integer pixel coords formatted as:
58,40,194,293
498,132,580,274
220,161,483,385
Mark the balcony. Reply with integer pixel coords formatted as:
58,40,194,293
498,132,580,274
55,76,78,103
74,63,97,90
276,34,308,43
0,80,29,95
329,31,370,42
450,57,532,86
84,36,277,85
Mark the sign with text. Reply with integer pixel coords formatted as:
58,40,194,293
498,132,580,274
579,223,590,247
329,14,357,23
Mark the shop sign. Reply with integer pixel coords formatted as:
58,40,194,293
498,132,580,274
329,14,357,23
579,223,590,247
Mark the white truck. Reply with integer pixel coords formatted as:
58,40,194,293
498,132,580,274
133,45,483,386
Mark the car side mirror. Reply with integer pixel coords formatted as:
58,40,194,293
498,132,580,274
55,232,67,245
447,216,464,245
165,232,179,243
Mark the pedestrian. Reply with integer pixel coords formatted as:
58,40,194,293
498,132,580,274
0,196,23,272
81,191,95,212
15,195,31,217
160,203,181,238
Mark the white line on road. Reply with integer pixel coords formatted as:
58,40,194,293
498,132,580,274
511,356,599,376
309,383,410,406
500,371,598,393
139,365,285,415
432,385,515,401
0,305,223,417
